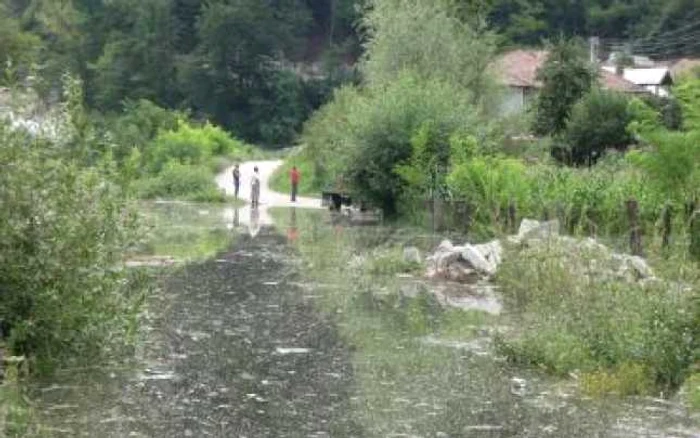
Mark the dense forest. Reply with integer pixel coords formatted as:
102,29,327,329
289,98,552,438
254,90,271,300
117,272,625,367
0,0,361,146
3,0,700,146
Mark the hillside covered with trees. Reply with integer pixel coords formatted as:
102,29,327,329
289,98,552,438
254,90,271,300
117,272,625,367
4,0,700,148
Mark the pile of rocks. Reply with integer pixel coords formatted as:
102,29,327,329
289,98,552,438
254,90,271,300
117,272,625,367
411,218,655,284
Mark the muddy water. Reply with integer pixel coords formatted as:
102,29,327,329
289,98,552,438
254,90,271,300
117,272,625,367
30,204,700,437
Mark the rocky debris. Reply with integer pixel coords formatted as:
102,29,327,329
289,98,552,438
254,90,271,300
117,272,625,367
402,246,422,265
462,244,498,276
511,219,560,243
510,377,528,397
425,218,655,284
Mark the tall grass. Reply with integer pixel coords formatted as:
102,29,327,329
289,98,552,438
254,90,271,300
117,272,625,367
495,238,698,396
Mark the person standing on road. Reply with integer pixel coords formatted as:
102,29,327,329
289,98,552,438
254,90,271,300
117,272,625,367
290,166,300,202
251,166,261,208
232,164,241,199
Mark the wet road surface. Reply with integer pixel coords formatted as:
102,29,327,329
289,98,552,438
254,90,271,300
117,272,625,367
35,226,362,437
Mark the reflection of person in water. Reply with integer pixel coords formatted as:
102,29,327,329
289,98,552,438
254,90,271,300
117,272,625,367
233,207,240,227
248,205,261,237
287,208,299,243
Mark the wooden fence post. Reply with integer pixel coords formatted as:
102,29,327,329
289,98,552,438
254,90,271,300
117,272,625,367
626,199,643,256
690,210,700,261
508,201,517,233
661,203,673,250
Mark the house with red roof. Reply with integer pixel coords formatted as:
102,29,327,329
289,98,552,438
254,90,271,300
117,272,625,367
494,49,648,114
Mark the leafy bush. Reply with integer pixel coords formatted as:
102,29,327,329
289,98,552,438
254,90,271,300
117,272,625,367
340,73,481,215
145,120,251,174
105,99,185,163
563,89,633,165
674,76,700,131
135,161,226,202
0,124,144,374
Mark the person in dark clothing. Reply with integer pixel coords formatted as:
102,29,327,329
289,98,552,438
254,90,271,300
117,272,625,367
232,164,241,199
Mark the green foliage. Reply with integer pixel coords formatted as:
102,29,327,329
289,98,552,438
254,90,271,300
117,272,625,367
674,77,700,131
681,372,700,410
145,120,251,174
581,363,655,397
361,0,497,102
447,154,530,226
0,123,145,374
532,38,595,137
563,88,632,165
135,162,226,202
0,7,41,84
101,99,185,164
343,74,479,215
690,211,700,261
301,85,365,191
628,130,700,204
2,0,359,145
496,241,696,393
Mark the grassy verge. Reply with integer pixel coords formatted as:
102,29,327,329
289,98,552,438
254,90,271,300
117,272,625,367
269,150,319,197
493,237,700,397
0,365,47,437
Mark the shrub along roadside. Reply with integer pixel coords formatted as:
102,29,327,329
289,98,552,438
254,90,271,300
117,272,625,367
494,240,697,396
0,123,147,375
114,109,259,203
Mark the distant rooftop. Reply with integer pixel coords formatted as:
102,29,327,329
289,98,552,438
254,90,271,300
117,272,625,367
494,49,646,93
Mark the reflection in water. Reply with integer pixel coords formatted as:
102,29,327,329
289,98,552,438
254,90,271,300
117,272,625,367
233,207,239,227
286,208,299,243
248,205,260,237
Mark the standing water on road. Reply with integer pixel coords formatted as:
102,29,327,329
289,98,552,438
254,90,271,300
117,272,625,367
28,203,700,437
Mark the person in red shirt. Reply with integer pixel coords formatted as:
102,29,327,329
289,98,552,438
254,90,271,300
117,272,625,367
290,166,300,202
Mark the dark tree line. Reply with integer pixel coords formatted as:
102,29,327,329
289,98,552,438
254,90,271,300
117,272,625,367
1,0,360,146
3,0,700,146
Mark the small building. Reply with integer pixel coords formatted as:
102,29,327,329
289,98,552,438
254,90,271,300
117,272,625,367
617,68,673,97
494,50,647,115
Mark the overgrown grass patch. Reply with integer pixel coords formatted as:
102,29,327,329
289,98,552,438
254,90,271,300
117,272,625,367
494,239,697,395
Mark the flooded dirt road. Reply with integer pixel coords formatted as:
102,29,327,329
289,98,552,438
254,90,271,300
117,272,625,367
29,204,700,437
34,223,362,437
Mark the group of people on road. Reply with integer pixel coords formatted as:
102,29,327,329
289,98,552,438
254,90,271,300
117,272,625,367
232,164,301,208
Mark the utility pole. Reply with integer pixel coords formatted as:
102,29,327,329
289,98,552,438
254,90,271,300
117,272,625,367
329,0,336,47
589,36,600,64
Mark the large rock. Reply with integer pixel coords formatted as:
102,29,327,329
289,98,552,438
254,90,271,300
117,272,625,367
473,240,503,268
623,255,654,280
436,240,454,253
436,250,462,272
446,261,481,283
461,244,497,276
403,246,422,265
516,219,560,242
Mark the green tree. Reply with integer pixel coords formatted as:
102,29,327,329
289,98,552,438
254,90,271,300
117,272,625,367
532,38,595,137
0,78,145,374
564,89,632,165
0,5,41,83
88,0,179,110
360,0,497,102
